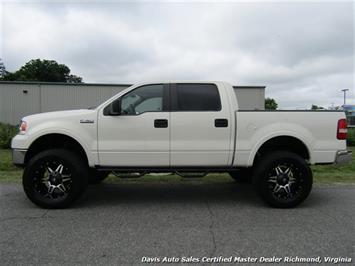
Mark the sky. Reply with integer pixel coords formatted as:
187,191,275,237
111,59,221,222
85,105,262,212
0,0,354,109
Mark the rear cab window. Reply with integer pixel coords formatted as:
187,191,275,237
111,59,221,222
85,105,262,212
172,83,221,111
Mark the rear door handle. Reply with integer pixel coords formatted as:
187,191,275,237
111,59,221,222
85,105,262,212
215,119,228,127
154,119,168,128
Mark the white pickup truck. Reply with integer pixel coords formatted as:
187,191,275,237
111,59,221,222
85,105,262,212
12,81,351,208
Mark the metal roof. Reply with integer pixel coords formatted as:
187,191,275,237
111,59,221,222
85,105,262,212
0,81,265,89
0,81,132,87
233,85,266,89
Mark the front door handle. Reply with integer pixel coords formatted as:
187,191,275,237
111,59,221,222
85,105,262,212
215,119,228,127
154,119,168,128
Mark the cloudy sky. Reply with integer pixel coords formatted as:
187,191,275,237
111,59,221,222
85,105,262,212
1,0,354,108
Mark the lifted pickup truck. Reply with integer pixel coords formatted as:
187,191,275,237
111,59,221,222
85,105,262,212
12,81,352,208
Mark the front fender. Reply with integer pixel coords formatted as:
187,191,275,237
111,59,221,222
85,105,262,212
12,120,98,167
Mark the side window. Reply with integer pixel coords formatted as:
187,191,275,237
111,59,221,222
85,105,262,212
176,84,221,111
121,84,164,115
135,98,162,113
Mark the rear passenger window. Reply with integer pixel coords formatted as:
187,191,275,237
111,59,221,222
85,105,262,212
176,84,221,111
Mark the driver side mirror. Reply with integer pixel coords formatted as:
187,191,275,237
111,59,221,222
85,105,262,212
103,99,121,116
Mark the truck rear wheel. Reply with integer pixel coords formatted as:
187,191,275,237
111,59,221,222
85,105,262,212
23,149,88,209
253,150,312,208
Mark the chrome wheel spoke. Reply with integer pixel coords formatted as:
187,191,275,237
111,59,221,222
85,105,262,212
62,173,71,178
62,177,71,182
289,177,297,184
42,181,50,189
283,184,291,195
35,161,72,200
57,184,67,193
268,176,277,183
48,185,55,194
273,184,281,193
275,166,283,175
47,167,54,174
55,164,64,174
267,162,304,201
284,167,291,175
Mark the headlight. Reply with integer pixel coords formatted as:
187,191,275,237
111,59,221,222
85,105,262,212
19,120,28,134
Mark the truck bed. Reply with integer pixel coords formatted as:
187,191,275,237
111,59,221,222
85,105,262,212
234,110,346,166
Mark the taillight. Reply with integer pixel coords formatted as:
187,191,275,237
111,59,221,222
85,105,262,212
337,119,347,140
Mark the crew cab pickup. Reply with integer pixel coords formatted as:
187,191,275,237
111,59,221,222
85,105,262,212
12,81,352,208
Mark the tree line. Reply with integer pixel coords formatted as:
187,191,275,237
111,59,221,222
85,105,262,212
0,58,82,83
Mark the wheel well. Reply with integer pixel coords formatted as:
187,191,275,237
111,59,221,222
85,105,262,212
25,134,88,165
255,136,310,164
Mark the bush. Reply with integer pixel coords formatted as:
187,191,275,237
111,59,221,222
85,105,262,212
347,128,355,147
0,123,18,149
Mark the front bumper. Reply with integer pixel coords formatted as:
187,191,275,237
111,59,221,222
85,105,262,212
12,149,27,167
335,150,352,165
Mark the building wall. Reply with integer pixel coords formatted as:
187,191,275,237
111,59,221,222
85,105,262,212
235,87,265,110
343,105,355,127
39,84,126,112
0,82,265,125
0,83,41,125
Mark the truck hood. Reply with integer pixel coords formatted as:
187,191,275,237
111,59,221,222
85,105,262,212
22,109,96,122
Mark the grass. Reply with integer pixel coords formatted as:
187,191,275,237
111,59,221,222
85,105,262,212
1,147,354,184
347,128,355,146
312,146,355,183
0,149,22,182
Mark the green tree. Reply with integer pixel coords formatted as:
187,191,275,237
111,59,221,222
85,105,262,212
311,104,324,110
1,59,83,83
67,74,83,83
265,97,278,110
0,58,7,78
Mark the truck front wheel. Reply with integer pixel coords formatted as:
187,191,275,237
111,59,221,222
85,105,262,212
23,149,88,209
253,151,312,208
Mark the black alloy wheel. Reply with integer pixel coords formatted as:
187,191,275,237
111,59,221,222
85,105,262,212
23,149,88,208
253,150,313,208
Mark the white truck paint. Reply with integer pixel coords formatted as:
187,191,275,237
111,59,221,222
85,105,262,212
11,81,352,208
235,111,348,166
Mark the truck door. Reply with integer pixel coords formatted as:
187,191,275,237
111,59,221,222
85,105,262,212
98,84,170,166
170,83,232,166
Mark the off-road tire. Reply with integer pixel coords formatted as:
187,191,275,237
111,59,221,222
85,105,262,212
23,149,88,209
253,150,312,208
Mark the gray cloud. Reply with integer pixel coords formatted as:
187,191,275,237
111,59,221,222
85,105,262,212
1,1,354,108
